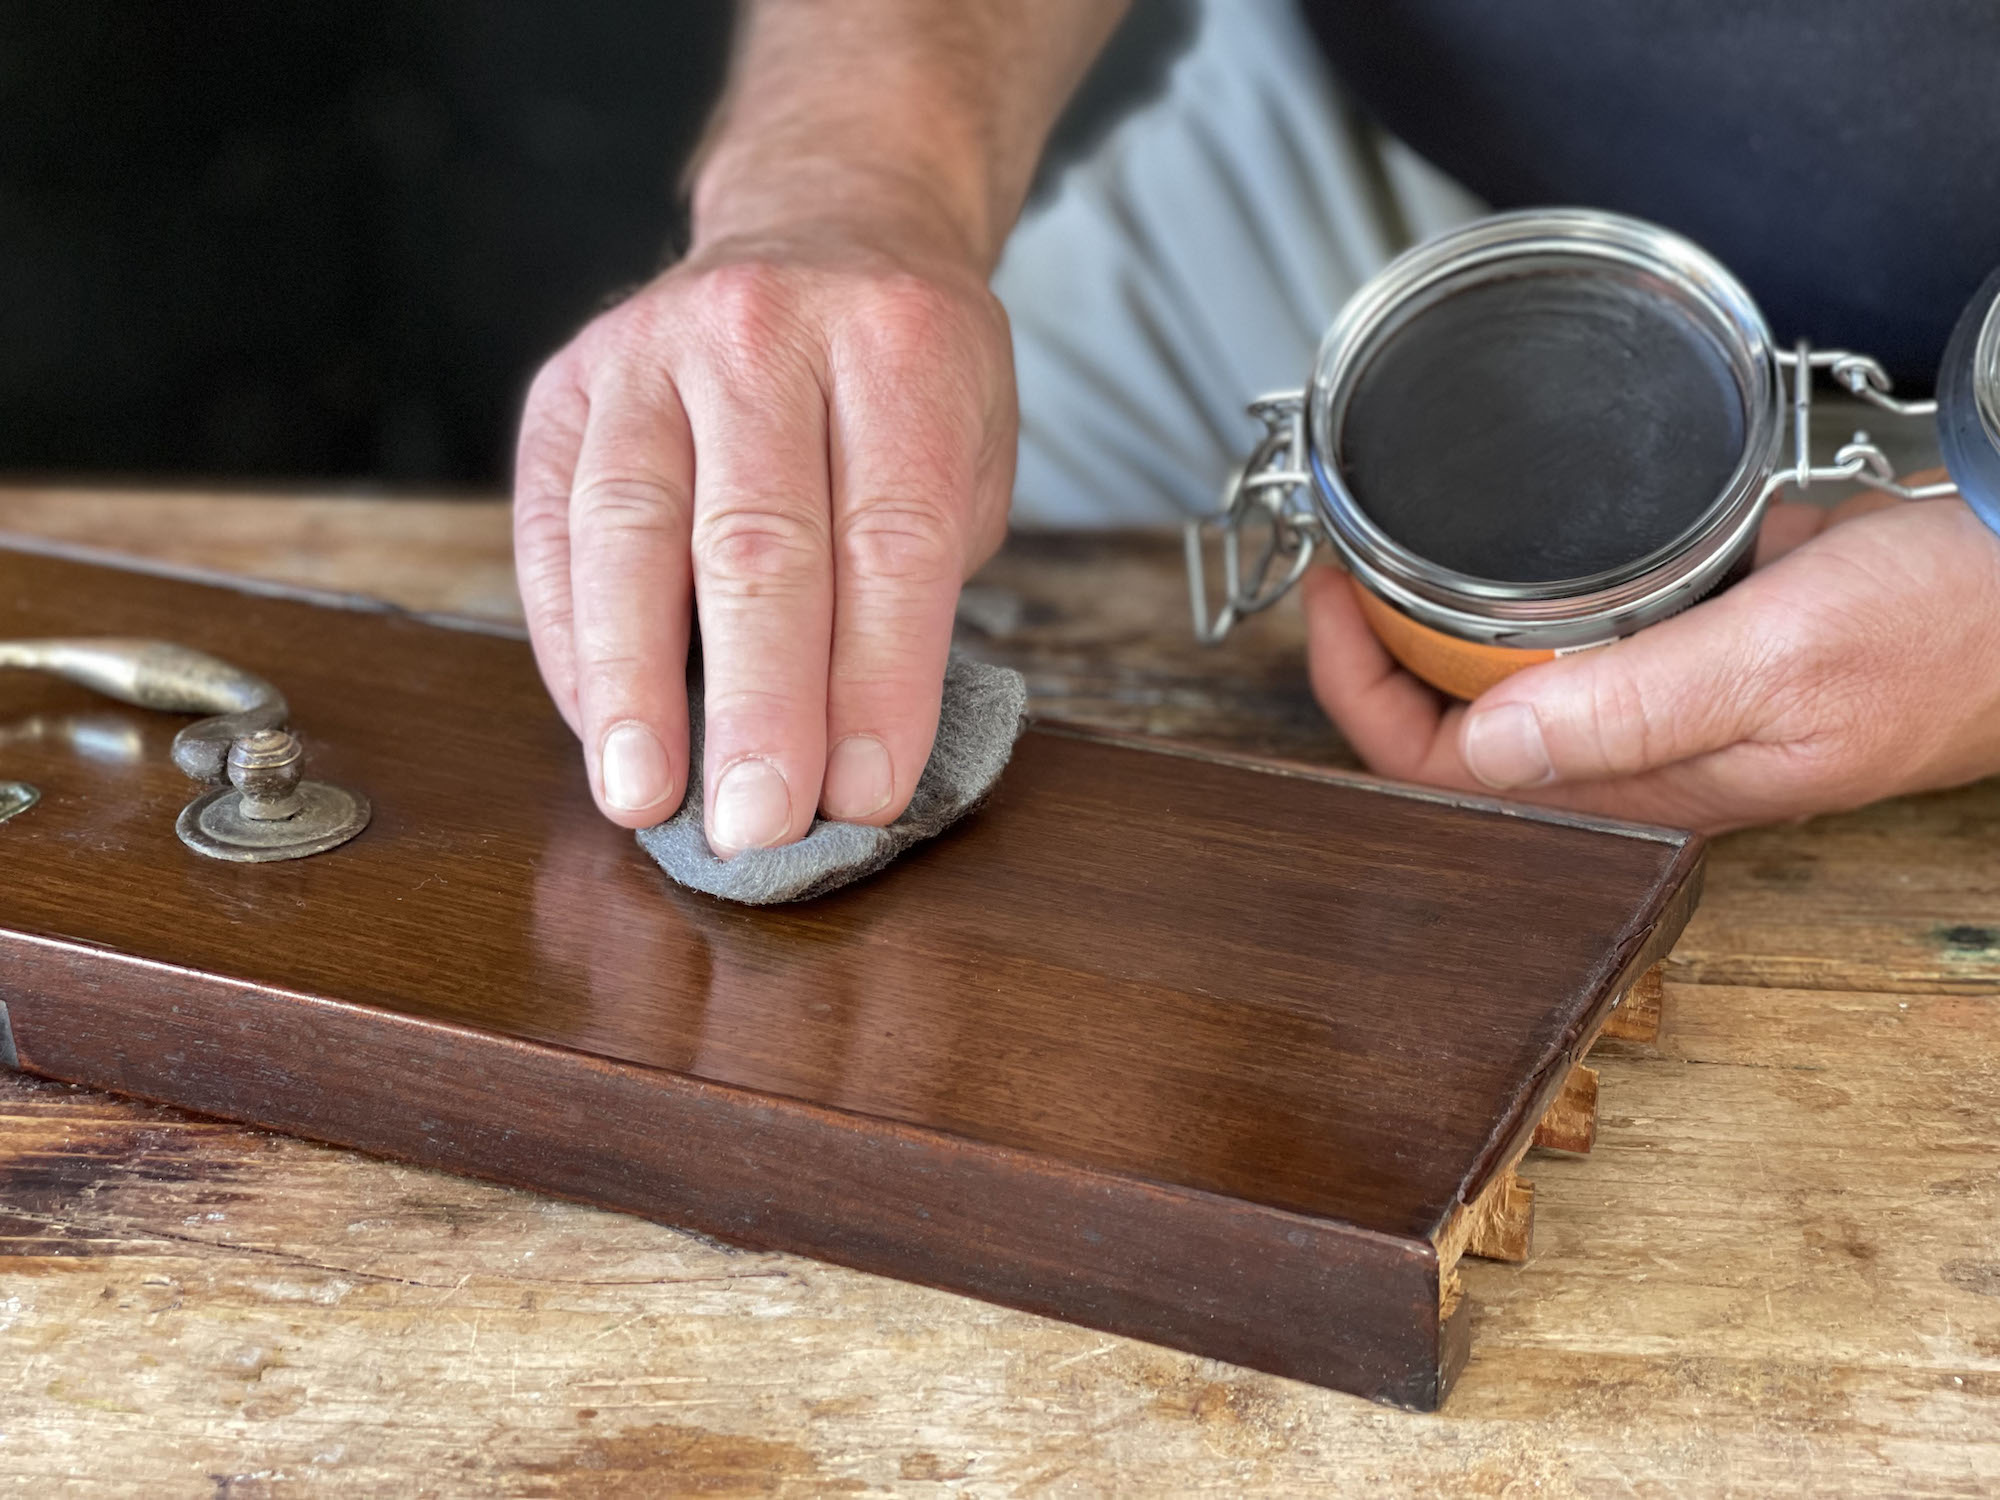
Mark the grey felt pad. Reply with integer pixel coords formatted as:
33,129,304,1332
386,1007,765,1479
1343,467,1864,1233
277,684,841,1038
637,655,1028,904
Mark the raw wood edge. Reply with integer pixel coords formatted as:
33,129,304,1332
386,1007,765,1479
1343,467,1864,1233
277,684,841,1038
1530,1062,1599,1154
1436,1157,1538,1319
1454,847,1701,1209
1464,1170,1535,1263
1600,962,1665,1043
1436,892,1697,1314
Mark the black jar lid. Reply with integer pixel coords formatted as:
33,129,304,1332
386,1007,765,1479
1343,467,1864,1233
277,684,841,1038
1336,266,1748,586
1305,210,1779,651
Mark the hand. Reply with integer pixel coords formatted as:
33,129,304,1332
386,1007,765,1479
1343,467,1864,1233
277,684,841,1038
514,218,1016,852
1305,494,2000,832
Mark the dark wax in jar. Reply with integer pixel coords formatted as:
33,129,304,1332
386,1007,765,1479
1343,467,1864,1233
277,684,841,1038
1337,270,1748,584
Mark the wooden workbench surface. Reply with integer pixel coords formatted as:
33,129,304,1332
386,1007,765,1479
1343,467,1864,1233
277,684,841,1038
1,487,1996,1497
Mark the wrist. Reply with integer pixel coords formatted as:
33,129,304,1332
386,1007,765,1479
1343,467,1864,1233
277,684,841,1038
691,144,997,272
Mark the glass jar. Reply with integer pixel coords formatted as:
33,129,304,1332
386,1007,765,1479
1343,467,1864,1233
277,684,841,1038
1188,209,2000,699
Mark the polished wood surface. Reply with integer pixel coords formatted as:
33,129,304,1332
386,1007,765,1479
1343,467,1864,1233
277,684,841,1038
0,543,1699,1409
0,490,1994,1494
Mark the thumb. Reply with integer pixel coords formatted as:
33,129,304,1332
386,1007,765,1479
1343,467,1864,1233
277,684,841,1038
1457,597,1774,791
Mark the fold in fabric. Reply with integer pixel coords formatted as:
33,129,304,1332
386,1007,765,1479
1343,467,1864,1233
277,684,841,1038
637,656,1029,904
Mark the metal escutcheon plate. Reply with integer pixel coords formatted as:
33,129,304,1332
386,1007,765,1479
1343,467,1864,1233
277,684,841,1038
0,782,38,825
176,781,372,863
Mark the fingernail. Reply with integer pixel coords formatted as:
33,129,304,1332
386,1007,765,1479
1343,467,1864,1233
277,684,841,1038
710,757,792,855
600,723,672,811
1463,701,1555,790
821,734,894,820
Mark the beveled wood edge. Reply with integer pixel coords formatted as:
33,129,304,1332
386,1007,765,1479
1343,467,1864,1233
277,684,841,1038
0,536,1704,1409
0,533,1702,1245
1435,947,1673,1302
1026,722,1699,845
0,929,1464,1408
1431,854,1704,1316
1452,847,1705,1219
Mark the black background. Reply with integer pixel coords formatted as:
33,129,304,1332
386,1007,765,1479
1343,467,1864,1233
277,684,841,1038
0,1,1188,489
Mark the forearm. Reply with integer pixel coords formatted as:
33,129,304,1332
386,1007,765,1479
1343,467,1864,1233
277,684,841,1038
691,0,1129,269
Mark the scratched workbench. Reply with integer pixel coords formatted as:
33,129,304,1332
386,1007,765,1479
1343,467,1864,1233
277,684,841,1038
0,487,1996,1498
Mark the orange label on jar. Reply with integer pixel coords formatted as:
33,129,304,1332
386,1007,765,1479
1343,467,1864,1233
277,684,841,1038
1350,578,1558,701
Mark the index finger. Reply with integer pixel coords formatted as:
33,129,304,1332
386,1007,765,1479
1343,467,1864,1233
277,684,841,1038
513,361,589,735
566,374,698,827
1302,565,1473,785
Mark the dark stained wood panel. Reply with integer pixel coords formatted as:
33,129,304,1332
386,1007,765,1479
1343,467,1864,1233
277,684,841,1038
0,545,1702,1409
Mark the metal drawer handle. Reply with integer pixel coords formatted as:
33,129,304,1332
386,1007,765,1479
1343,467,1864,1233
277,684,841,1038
0,637,369,861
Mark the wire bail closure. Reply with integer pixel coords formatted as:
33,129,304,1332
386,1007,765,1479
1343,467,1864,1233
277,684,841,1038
1766,343,1961,502
1186,350,1961,647
1184,392,1322,644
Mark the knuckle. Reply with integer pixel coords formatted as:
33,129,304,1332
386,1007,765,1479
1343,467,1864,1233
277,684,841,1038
518,578,574,646
518,563,571,616
524,344,588,407
567,276,697,375
826,664,930,703
516,369,588,483
512,513,572,588
864,273,960,346
1576,666,1654,772
839,498,959,585
572,474,690,537
694,504,826,590
846,277,990,395
512,481,571,539
571,305,651,372
698,261,804,349
1742,605,1855,730
1750,606,1827,680
966,489,1010,564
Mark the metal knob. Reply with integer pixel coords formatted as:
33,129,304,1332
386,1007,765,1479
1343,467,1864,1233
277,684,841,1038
0,781,36,826
179,727,371,863
229,728,308,821
0,638,370,862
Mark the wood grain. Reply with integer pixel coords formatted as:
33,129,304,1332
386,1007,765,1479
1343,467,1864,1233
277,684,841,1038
1601,963,1665,1041
0,489,1995,1496
0,544,1701,1411
1531,1062,1599,1154
0,486,518,619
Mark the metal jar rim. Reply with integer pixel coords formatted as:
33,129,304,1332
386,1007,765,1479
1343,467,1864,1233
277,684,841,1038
1305,208,1781,649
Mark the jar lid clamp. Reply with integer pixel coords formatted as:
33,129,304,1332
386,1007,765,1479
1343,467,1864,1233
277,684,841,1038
1189,209,2000,652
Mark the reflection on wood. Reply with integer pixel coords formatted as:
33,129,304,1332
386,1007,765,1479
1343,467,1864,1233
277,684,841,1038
1,499,1990,1488
0,544,1703,1410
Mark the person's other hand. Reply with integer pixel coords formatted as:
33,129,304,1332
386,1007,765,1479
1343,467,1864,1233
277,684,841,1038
514,221,1016,852
1305,494,2000,832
